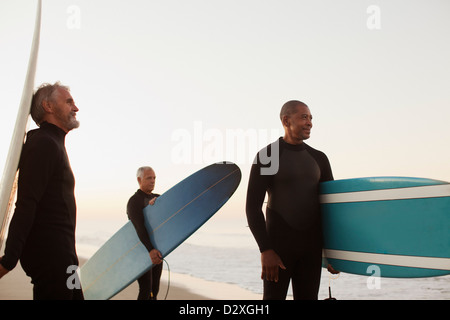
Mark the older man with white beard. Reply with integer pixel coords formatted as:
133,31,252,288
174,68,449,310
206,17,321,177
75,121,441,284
0,82,83,300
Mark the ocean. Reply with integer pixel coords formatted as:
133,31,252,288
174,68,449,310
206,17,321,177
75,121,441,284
75,217,450,300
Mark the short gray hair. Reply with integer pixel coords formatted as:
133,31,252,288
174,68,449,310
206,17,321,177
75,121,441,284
31,81,70,126
136,166,154,178
279,100,308,121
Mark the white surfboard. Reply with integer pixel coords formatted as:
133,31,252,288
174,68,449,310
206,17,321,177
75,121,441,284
0,0,42,251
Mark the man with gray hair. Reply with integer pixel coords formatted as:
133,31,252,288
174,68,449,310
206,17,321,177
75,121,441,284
0,82,83,299
30,81,80,131
127,166,163,300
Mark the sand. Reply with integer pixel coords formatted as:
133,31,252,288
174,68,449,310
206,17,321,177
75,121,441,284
0,258,262,300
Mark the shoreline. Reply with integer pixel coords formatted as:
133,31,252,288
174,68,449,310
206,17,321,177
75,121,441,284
2,256,450,300
0,257,262,300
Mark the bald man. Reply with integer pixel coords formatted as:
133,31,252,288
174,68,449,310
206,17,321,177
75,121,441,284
246,100,336,300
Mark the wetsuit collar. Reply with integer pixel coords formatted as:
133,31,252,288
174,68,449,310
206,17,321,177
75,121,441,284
137,189,154,197
279,137,307,151
40,121,68,138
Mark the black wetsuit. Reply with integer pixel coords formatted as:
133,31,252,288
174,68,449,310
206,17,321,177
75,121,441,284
1,122,83,300
246,137,333,300
127,189,163,300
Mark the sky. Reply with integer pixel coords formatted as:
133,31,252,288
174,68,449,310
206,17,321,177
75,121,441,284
1,0,449,225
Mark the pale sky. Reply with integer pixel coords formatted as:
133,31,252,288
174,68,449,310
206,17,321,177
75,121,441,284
1,0,449,223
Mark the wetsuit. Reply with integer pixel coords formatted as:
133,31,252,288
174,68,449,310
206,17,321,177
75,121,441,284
246,137,333,300
127,189,163,300
1,122,83,300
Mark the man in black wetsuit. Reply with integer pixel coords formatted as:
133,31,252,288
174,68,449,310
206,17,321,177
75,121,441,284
127,166,163,300
0,82,83,300
246,100,336,300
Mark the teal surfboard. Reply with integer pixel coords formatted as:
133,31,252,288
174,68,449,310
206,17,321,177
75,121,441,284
80,162,241,300
320,177,450,278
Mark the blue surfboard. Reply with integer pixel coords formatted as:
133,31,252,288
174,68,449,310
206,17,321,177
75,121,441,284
320,177,450,278
80,162,241,300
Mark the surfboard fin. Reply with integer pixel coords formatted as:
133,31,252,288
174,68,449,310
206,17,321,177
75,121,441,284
324,286,336,300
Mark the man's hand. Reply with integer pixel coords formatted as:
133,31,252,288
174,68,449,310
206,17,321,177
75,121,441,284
148,198,156,205
150,249,163,265
327,264,340,275
261,249,286,282
0,257,10,279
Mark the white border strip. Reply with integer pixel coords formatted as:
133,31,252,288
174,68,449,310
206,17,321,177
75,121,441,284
324,249,450,271
320,184,450,204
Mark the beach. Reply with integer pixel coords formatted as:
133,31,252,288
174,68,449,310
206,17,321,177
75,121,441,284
0,257,261,300
2,216,449,301
1,254,449,300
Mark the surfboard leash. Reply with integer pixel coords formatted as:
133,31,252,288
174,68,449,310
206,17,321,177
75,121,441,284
162,258,170,300
325,272,339,300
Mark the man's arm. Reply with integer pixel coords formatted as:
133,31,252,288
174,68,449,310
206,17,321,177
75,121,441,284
245,156,272,253
127,196,155,252
127,194,162,264
246,150,286,282
0,257,9,279
0,136,58,272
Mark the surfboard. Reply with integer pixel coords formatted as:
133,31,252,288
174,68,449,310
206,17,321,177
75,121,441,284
0,0,42,251
320,177,450,278
80,162,241,300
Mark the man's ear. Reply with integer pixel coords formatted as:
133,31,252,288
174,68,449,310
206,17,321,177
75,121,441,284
281,115,290,127
42,99,53,113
